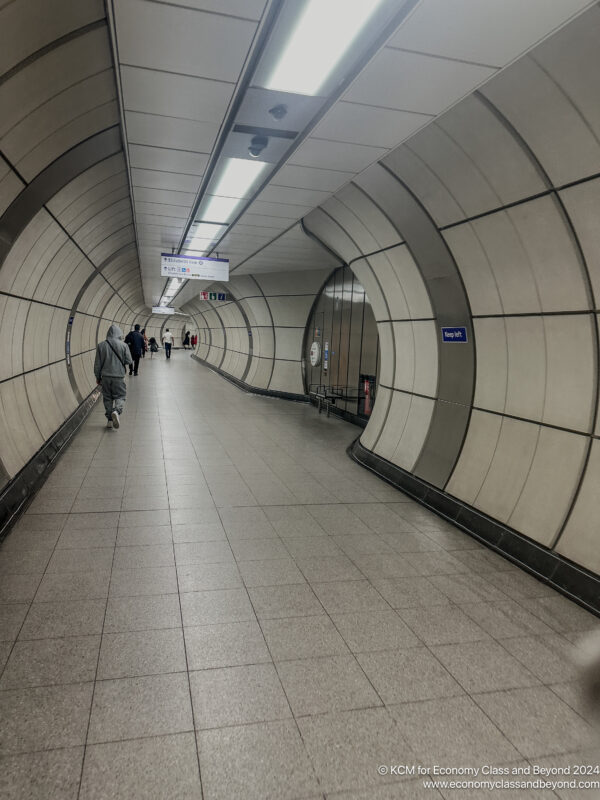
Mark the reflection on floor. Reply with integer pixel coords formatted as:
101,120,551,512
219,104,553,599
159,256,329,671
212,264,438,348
1,355,599,799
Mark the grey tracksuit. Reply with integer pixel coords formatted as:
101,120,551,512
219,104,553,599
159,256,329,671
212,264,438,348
94,324,133,420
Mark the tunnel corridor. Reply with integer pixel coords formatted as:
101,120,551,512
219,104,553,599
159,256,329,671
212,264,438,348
1,0,600,797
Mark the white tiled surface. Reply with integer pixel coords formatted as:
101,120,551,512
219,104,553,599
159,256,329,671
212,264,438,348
0,356,598,798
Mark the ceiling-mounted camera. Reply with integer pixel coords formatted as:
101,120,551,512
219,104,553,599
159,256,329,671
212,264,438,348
248,134,268,158
268,104,288,121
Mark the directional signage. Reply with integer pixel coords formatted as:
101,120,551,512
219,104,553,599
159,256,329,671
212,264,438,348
200,291,228,301
441,326,468,343
161,253,229,281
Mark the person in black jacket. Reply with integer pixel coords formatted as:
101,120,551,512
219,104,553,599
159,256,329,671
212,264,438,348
124,324,145,376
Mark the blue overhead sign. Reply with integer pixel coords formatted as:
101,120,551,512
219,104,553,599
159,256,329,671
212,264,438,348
441,326,468,343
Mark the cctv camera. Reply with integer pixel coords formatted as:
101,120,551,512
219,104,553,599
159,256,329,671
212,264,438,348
268,104,288,121
248,135,268,158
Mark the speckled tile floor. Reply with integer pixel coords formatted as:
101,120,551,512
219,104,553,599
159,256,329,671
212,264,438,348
1,356,599,799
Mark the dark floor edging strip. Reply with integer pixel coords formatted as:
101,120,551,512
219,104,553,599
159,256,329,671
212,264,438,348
0,389,100,542
191,354,308,402
349,437,600,617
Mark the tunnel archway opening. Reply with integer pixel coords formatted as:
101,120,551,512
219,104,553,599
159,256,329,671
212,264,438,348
303,264,379,426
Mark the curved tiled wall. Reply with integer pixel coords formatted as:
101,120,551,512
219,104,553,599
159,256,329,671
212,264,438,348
0,1,150,494
182,270,331,396
304,7,600,581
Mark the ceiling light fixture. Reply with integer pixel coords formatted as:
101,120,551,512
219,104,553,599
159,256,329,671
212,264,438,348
213,157,269,198
201,195,243,225
265,0,386,96
184,222,227,254
200,158,269,224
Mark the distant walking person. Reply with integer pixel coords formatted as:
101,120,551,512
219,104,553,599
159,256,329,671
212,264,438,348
183,330,190,350
94,324,133,429
149,337,159,358
162,328,174,359
141,328,148,358
125,324,145,376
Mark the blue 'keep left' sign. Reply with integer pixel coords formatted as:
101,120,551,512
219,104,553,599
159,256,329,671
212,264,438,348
441,326,468,343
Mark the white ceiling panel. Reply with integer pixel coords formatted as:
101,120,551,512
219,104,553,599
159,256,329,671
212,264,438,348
233,223,285,237
238,213,294,230
313,101,432,149
133,187,196,207
289,138,388,172
257,185,332,208
136,213,189,227
388,0,594,67
135,202,190,219
121,66,234,123
271,165,354,193
247,200,314,219
344,48,496,115
165,0,267,18
131,169,201,193
128,145,209,175
114,0,258,83
125,112,219,153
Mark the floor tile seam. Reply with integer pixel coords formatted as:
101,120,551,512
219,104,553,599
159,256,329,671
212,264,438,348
544,682,598,727
473,636,558,688
74,524,114,800
247,534,397,723
108,589,180,599
190,694,429,731
319,604,417,713
505,593,581,637
394,598,492,643
419,637,528,700
85,724,196,749
167,484,206,800
460,689,567,763
0,676,99,692
488,634,577,688
94,665,191,683
236,568,326,798
27,591,111,604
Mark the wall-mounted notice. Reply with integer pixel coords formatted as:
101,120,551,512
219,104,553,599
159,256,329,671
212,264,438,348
324,341,329,371
200,291,228,301
441,326,468,343
152,306,175,315
161,253,229,281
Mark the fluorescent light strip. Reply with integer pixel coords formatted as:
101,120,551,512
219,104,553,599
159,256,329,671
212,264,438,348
265,0,385,96
184,222,228,254
200,158,269,224
201,195,242,225
214,158,268,198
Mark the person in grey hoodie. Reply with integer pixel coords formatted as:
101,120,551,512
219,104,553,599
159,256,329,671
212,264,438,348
94,324,133,429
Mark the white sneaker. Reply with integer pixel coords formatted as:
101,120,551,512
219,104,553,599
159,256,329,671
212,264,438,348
111,410,120,429
106,420,112,428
